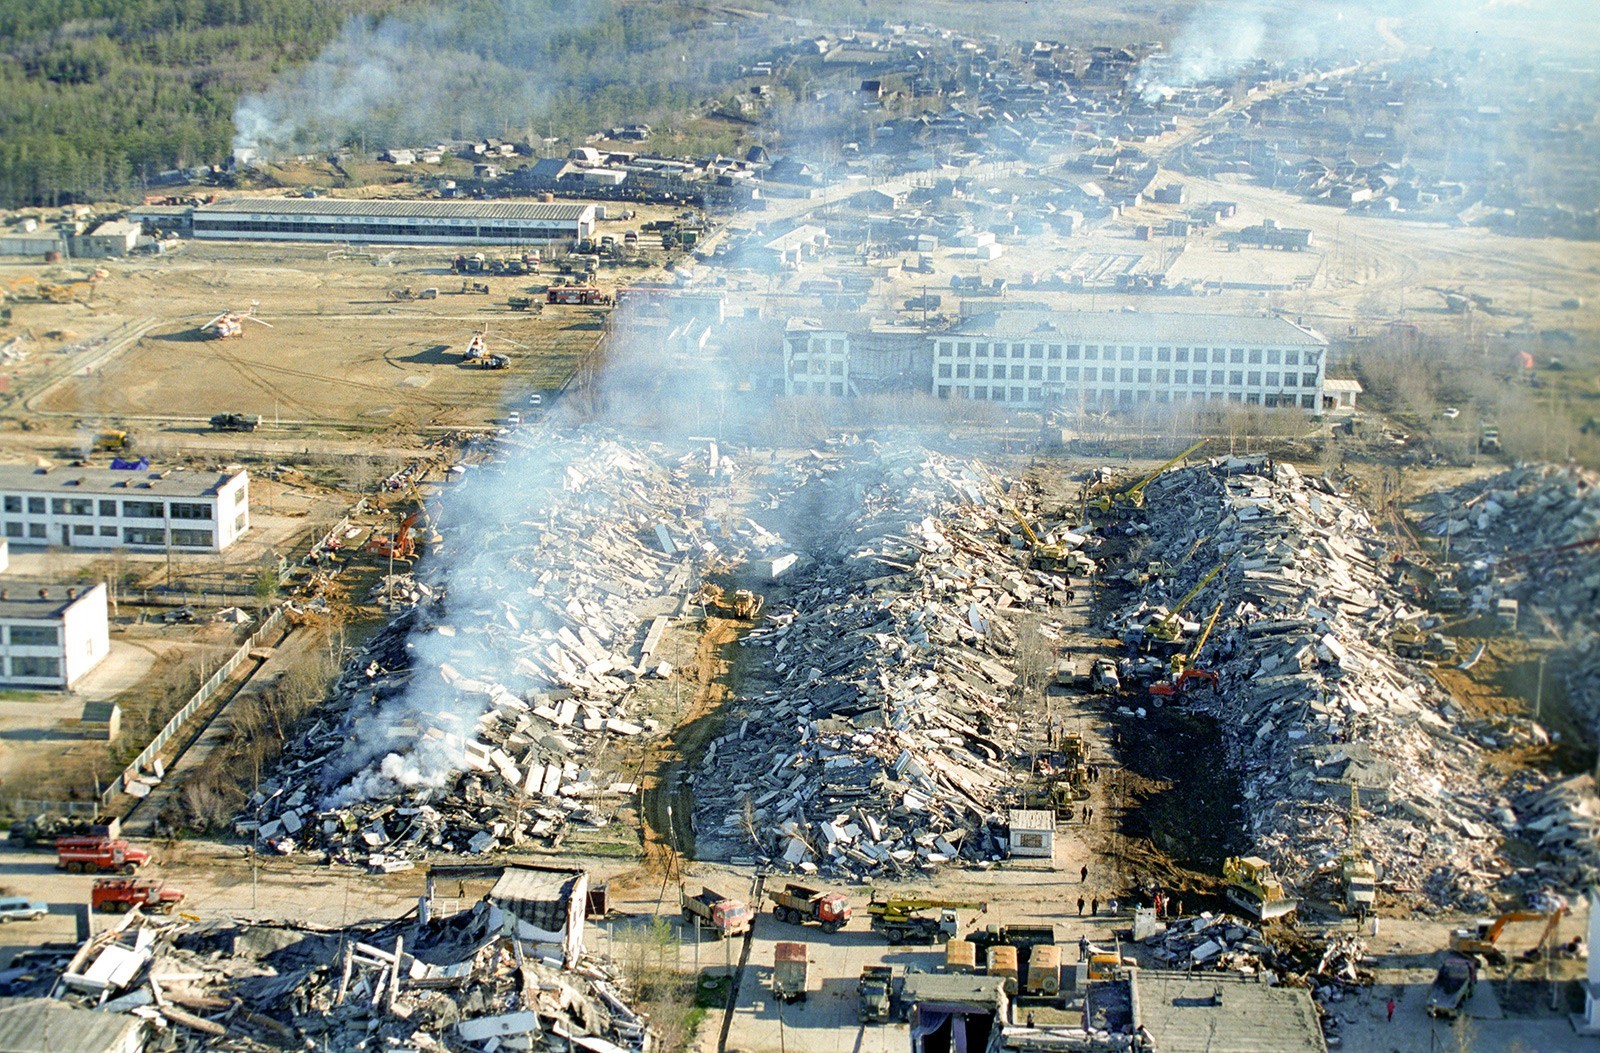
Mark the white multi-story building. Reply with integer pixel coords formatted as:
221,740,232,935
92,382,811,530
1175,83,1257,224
0,466,249,553
930,311,1329,411
784,318,852,396
782,317,931,398
0,582,109,689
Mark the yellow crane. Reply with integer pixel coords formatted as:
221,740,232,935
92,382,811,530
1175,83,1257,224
867,892,987,944
979,466,1084,574
1148,563,1225,644
1089,439,1206,515
1150,595,1227,698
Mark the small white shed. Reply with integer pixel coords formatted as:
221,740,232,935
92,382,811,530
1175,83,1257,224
1007,808,1056,860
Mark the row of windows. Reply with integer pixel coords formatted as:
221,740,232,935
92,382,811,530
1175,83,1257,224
802,339,846,353
0,497,213,519
195,220,572,239
935,342,1317,367
4,655,60,679
936,364,1318,387
791,381,847,395
791,359,846,376
935,386,1319,409
5,625,59,646
2,523,214,546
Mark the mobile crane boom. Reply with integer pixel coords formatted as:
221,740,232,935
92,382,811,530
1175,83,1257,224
1150,564,1225,643
867,892,988,944
978,466,1075,572
1091,439,1206,515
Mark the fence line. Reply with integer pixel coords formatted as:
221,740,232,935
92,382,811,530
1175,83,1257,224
5,798,102,818
100,607,286,810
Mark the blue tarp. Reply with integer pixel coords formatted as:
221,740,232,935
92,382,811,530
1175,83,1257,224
109,457,150,470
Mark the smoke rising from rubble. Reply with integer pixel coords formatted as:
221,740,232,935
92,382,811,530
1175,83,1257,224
1134,1,1418,100
232,0,605,160
317,293,789,806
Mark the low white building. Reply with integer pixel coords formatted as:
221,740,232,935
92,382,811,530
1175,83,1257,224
1007,808,1056,859
191,199,596,247
486,865,588,967
1323,377,1363,410
0,465,249,553
0,582,109,690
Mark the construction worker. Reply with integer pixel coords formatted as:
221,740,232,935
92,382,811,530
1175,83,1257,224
1077,896,1085,917
1091,897,1099,916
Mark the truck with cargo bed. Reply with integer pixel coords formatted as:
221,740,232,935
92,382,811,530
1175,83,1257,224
680,885,753,939
857,966,892,1022
772,941,808,1004
1426,953,1477,1020
768,882,851,932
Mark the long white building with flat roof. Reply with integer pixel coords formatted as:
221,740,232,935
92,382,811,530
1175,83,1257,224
192,198,597,246
931,310,1329,411
0,465,249,552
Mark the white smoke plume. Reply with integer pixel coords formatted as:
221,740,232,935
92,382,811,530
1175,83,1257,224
232,0,605,159
314,289,776,807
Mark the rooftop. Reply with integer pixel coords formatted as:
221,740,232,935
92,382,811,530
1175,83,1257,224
1135,971,1327,1053
0,464,245,499
946,310,1327,347
0,581,105,622
1008,808,1056,831
0,996,144,1053
197,198,594,222
901,972,1009,1009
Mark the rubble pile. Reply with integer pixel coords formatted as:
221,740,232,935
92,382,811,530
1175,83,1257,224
691,447,1079,876
1109,458,1511,909
1419,464,1600,736
1509,773,1600,890
43,905,647,1052
249,433,770,865
1138,912,1277,973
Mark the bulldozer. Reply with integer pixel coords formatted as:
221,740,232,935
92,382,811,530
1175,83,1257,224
1389,625,1455,660
1222,856,1297,921
695,583,764,620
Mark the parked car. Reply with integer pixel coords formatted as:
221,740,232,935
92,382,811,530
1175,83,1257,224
0,897,47,922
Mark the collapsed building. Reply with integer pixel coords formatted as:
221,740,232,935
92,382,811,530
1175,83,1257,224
1103,456,1591,909
249,428,1088,879
24,867,646,1053
1418,464,1600,736
690,447,1080,874
248,432,772,864
1417,464,1600,891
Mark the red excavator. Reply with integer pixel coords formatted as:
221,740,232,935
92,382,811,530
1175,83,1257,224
365,511,418,561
